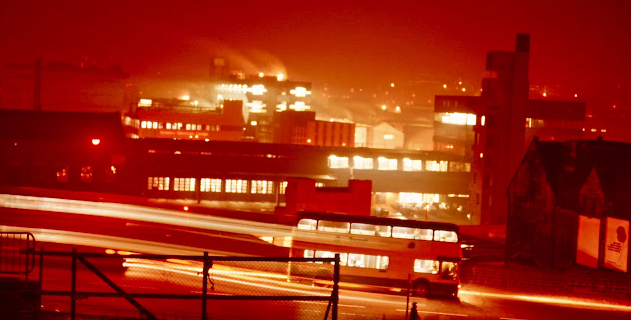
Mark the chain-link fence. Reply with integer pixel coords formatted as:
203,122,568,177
38,249,340,320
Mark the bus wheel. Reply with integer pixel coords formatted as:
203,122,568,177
411,280,430,297
312,271,333,288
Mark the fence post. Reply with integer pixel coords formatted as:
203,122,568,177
202,251,209,320
332,254,340,320
405,274,411,320
71,248,77,320
38,247,44,319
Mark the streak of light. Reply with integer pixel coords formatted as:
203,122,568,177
0,194,292,237
459,289,631,311
395,309,468,317
0,225,239,256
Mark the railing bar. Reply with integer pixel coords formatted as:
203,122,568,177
40,291,332,301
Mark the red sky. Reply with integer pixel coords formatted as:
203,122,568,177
1,0,630,102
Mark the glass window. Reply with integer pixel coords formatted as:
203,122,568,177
148,177,170,191
317,221,350,233
80,165,93,183
403,158,423,171
378,157,397,170
314,251,348,266
279,181,288,195
225,179,247,193
350,223,378,235
440,261,458,280
434,230,458,243
328,155,349,168
347,253,389,270
251,180,273,194
353,156,374,170
392,226,416,239
200,178,222,192
174,177,196,191
414,259,439,274
425,160,448,172
297,219,317,230
56,165,69,183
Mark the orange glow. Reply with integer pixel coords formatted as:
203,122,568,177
91,138,101,145
183,206,189,211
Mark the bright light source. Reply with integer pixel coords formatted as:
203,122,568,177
276,73,284,81
258,72,264,77
251,121,257,126
443,84,447,89
181,95,190,101
381,105,387,110
458,81,462,85
395,106,401,113
183,206,189,211
290,87,311,97
250,85,267,95
543,92,547,97
390,83,395,88
384,134,394,140
461,88,466,92
138,99,152,107
479,153,484,158
307,139,312,143
574,94,578,98
91,139,101,146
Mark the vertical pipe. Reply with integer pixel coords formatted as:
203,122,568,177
37,247,44,318
71,248,77,320
332,254,340,320
201,252,208,320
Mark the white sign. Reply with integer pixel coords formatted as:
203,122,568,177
603,217,629,272
576,215,600,269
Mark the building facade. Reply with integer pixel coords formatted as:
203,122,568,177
507,138,631,273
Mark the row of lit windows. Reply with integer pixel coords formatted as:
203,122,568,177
147,177,286,195
329,155,470,172
304,250,389,270
55,165,117,184
297,219,459,243
141,121,220,131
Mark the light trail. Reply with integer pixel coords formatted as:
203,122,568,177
459,289,631,312
0,193,292,237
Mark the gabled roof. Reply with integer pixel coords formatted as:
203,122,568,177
532,138,631,217
0,109,126,142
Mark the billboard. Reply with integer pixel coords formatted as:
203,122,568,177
576,215,600,269
603,217,629,272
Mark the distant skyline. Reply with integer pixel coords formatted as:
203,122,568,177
1,0,630,104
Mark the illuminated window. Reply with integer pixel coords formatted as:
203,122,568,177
425,160,448,172
403,158,422,171
350,223,392,237
174,177,196,192
353,156,374,170
225,179,247,193
290,87,311,97
80,165,93,183
378,157,397,170
141,121,148,129
392,227,433,240
279,181,288,195
200,178,222,192
328,155,349,168
251,180,273,194
166,123,172,130
448,162,471,172
414,259,439,274
56,166,69,183
306,250,388,269
439,112,476,126
148,177,170,191
186,124,191,130
317,221,350,233
298,219,317,230
434,230,458,243
440,261,458,280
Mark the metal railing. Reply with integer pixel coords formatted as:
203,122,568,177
0,232,36,279
39,249,340,320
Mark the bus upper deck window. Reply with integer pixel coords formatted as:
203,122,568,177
298,219,317,230
416,229,433,241
392,226,415,239
350,223,391,236
434,230,458,242
318,221,350,233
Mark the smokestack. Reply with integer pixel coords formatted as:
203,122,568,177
33,58,41,111
516,33,530,53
